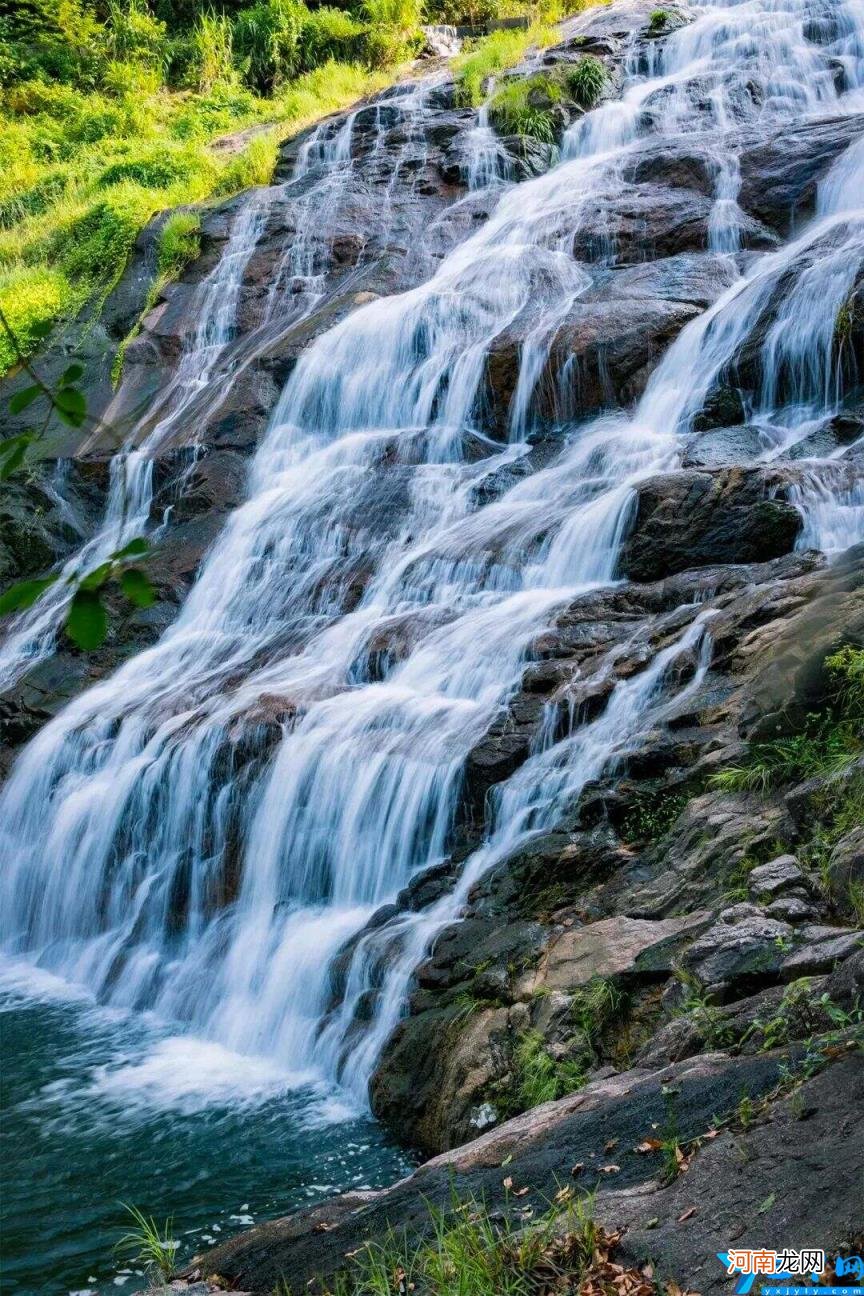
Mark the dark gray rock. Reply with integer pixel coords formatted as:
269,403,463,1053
747,854,806,900
737,113,864,233
184,1052,862,1295
618,467,803,582
682,913,793,996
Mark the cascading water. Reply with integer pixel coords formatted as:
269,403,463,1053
0,194,268,692
0,86,438,694
2,0,864,1220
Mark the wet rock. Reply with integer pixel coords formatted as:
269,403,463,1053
784,410,864,461
500,134,559,179
691,385,747,431
825,825,864,905
569,183,777,264
618,467,803,582
737,114,864,233
191,1051,859,1294
595,251,740,309
682,424,767,466
483,297,700,433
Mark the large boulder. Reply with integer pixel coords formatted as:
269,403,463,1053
618,466,803,582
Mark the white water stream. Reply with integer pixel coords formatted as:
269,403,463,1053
2,0,863,1112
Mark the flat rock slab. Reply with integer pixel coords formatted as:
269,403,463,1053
188,1049,815,1293
542,913,709,991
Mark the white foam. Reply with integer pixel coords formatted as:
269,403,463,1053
86,1036,304,1115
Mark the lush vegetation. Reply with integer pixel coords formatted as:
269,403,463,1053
0,0,409,372
500,978,623,1115
0,0,609,370
453,21,558,106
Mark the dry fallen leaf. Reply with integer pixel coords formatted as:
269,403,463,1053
635,1138,663,1153
599,1164,621,1174
604,1137,619,1152
313,1221,333,1232
571,1162,585,1176
514,1186,530,1197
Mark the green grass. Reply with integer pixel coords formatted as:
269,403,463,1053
0,59,399,372
453,21,560,107
564,53,607,106
487,72,562,142
157,210,202,278
323,1189,605,1296
511,1029,587,1109
498,978,623,1116
114,1203,177,1283
709,647,864,796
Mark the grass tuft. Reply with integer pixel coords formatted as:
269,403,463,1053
114,1203,177,1283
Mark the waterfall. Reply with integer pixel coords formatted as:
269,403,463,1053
2,0,863,1112
0,86,436,693
0,194,268,692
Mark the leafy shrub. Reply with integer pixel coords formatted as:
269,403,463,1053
156,210,202,277
233,0,309,91
191,11,236,91
48,193,144,291
362,0,423,31
648,7,670,28
100,60,164,98
566,54,607,107
299,7,367,69
0,0,107,87
104,0,168,68
0,168,71,229
169,81,259,136
0,265,71,369
97,145,202,190
214,131,279,193
4,78,84,118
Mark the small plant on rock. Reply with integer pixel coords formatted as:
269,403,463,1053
565,55,607,108
114,1203,178,1283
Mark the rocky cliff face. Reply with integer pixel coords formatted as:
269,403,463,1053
2,0,863,1288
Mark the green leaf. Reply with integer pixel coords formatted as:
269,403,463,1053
61,363,84,384
54,386,86,428
0,433,35,480
120,567,156,608
78,560,114,591
65,589,108,649
110,537,150,560
0,574,59,616
9,384,41,415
